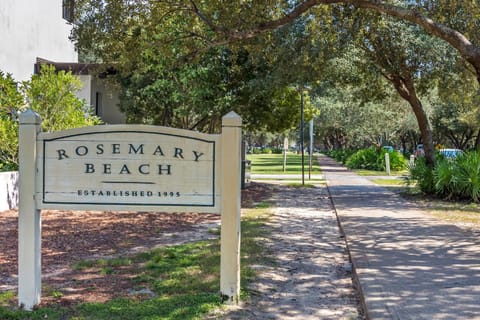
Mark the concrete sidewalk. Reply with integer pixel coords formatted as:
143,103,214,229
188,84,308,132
319,155,480,320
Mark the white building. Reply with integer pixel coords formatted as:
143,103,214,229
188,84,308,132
0,0,126,210
0,0,76,81
0,0,125,124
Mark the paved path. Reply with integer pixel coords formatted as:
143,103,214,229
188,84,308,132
319,155,480,320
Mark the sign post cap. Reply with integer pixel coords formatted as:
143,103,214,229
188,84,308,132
19,109,41,125
222,111,242,127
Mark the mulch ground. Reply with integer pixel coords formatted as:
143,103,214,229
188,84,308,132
0,182,273,306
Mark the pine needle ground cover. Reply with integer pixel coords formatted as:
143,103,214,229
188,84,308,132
0,186,274,320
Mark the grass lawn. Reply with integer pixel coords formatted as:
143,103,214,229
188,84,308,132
410,194,480,229
370,178,407,186
247,153,321,175
379,183,480,229
354,169,409,176
0,205,273,320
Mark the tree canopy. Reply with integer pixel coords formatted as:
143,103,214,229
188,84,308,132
71,0,480,164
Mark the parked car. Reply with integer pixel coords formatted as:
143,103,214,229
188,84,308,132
439,148,463,159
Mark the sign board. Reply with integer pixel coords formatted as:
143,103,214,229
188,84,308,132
18,110,242,309
36,126,220,212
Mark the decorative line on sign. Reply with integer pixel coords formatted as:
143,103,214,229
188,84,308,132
101,181,155,185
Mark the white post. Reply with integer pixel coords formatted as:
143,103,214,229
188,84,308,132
18,110,42,310
409,154,415,167
220,111,242,304
385,152,391,176
283,137,288,172
309,119,313,180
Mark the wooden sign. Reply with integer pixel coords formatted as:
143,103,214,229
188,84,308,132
37,126,220,212
18,110,242,310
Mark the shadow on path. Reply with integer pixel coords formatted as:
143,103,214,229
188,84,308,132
319,155,480,320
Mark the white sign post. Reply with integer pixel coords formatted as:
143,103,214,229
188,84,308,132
18,110,42,309
220,112,242,303
18,110,242,309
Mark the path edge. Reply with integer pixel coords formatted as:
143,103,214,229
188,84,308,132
325,182,370,320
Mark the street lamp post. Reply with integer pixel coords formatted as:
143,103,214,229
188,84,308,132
309,119,313,180
300,91,305,186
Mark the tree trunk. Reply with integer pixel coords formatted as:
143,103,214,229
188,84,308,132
474,128,480,150
390,75,436,167
400,135,407,155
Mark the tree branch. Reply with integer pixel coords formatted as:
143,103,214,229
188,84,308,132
187,0,480,83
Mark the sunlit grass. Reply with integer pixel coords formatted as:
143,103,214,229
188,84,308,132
430,209,480,226
371,178,406,186
354,169,408,176
247,153,321,175
286,183,316,188
384,181,480,229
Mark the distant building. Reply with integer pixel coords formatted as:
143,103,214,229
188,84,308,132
35,58,126,124
0,0,125,124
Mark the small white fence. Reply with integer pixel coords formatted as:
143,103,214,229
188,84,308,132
0,171,19,211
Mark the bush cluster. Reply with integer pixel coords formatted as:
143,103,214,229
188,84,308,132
323,149,356,164
345,147,407,171
0,66,101,171
411,152,480,202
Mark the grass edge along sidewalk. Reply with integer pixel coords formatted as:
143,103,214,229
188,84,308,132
248,153,325,184
0,192,274,319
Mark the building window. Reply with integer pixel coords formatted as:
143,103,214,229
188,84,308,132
62,0,74,23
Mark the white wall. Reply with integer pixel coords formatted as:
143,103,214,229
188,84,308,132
0,0,77,81
0,171,18,211
77,74,93,103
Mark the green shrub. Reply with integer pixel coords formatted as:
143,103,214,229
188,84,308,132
433,158,457,199
433,152,480,202
0,66,101,171
410,152,480,202
252,147,263,154
0,71,22,170
26,65,101,132
324,149,356,164
263,147,272,154
346,147,380,170
346,147,407,171
387,149,408,171
408,157,435,194
0,117,19,170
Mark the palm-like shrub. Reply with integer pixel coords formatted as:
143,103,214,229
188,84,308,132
450,152,480,202
434,158,457,199
408,157,435,194
413,151,480,202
